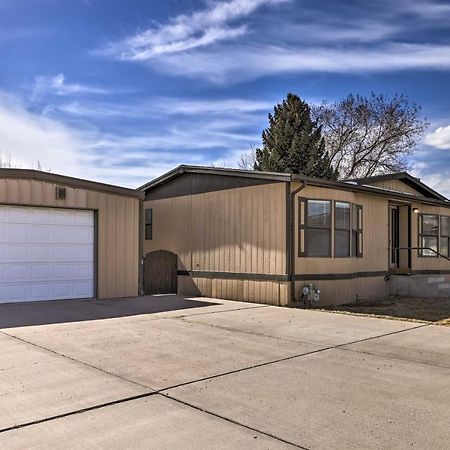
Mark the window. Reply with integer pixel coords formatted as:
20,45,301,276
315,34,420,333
299,198,363,258
145,208,153,240
335,202,350,257
305,200,331,257
419,214,438,256
440,216,450,257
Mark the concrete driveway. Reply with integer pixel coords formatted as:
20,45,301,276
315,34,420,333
0,295,449,449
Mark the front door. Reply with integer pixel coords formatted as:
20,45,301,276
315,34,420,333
389,204,411,272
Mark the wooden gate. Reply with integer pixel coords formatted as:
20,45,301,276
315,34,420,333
143,250,178,295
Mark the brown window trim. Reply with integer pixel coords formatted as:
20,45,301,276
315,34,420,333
356,204,363,258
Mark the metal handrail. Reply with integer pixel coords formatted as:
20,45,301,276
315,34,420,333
394,247,450,262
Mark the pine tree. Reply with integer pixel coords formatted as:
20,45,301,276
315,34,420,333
254,93,338,179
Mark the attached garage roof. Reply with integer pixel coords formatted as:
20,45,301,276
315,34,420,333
0,169,144,198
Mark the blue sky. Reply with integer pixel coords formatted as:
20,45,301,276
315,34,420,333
1,0,450,193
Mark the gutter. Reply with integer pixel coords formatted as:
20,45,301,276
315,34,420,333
288,178,307,306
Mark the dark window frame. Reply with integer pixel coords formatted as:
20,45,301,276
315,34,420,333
145,208,153,240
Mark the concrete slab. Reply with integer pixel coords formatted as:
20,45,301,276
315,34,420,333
4,315,321,390
182,306,419,346
0,395,293,449
0,332,149,431
342,324,450,368
167,348,450,450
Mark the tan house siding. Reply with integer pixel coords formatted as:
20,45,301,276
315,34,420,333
367,179,420,196
144,182,289,305
292,182,389,304
0,177,140,299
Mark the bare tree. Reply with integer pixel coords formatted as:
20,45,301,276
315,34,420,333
237,146,257,170
0,153,14,168
312,93,429,179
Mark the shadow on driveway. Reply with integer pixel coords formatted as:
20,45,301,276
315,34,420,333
0,295,218,329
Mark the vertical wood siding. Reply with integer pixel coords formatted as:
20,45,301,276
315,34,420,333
367,179,420,196
143,182,288,305
0,178,139,299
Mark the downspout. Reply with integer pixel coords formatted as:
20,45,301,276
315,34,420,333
289,179,307,306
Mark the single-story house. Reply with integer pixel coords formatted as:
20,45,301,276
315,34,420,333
0,169,143,303
2,165,449,306
141,165,450,306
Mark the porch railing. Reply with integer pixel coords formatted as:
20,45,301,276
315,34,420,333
394,247,450,262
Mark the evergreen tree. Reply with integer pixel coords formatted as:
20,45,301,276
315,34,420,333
254,93,337,179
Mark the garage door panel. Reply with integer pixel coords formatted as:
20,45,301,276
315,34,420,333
52,209,73,224
0,206,94,303
31,224,51,242
73,211,94,226
73,227,94,244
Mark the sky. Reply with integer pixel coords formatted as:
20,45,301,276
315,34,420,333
0,0,450,193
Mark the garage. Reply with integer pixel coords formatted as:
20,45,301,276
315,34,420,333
0,169,143,303
0,206,95,303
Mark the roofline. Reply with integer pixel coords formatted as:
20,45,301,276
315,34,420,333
291,175,449,207
0,169,144,199
347,172,447,202
140,165,450,208
138,164,291,191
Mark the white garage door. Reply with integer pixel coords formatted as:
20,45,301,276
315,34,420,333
0,206,94,303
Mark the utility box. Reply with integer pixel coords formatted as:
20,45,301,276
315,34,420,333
301,283,320,306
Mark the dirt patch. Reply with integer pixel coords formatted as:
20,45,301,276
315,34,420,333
318,297,450,326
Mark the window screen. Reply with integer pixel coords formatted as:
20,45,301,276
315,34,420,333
420,214,439,257
306,200,331,257
440,216,450,257
335,202,350,257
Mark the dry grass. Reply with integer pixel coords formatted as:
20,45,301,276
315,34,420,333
319,297,450,326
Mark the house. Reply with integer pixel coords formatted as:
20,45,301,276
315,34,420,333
0,169,143,303
2,165,449,306
141,165,450,306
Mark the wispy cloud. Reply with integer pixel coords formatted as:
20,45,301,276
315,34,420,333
153,42,450,83
1,91,264,187
0,92,88,172
56,97,273,119
99,0,450,84
33,73,109,97
101,0,289,60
